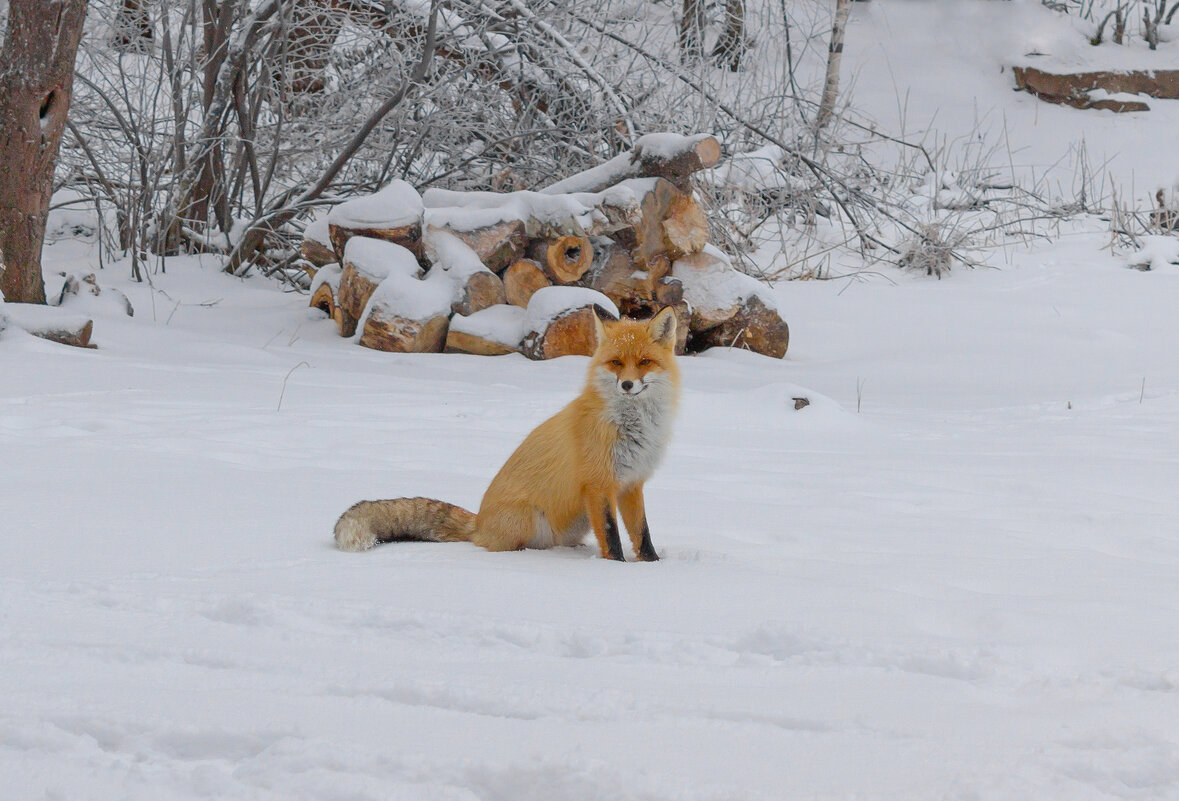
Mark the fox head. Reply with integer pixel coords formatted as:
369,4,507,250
590,307,681,400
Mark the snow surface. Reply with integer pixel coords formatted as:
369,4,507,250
3,230,1179,799
327,179,424,229
5,230,1179,800
1125,235,1179,271
303,215,331,247
449,304,528,347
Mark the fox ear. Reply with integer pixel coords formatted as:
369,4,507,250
648,307,677,348
592,310,608,345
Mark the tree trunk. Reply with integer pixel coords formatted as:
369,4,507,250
113,0,154,51
678,0,706,61
815,0,852,132
712,0,747,71
0,0,89,304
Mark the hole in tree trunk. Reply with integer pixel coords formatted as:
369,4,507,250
564,245,582,264
39,91,58,121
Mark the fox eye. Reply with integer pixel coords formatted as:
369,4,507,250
639,358,652,366
610,359,623,367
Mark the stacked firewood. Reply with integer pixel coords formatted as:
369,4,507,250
302,133,789,359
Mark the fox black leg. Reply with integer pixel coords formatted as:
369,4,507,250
636,517,659,562
602,504,626,561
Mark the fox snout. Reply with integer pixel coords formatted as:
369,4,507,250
618,378,645,396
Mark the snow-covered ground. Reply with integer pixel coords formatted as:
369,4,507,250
3,224,1178,800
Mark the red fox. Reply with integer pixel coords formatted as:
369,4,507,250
334,307,680,561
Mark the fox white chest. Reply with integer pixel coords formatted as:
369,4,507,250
604,388,676,487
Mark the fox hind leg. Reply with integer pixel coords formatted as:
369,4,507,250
472,502,535,552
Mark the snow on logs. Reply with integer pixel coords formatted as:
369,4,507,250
305,133,788,359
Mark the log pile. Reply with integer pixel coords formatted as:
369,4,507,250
303,133,789,359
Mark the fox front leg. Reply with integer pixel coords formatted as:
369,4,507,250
619,484,659,562
587,497,626,561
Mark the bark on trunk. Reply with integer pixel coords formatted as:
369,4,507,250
113,0,154,51
0,0,90,304
678,0,706,61
816,0,852,132
712,0,747,71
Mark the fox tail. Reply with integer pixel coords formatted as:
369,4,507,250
334,497,477,552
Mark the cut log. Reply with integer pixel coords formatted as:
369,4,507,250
451,270,506,316
504,259,551,307
542,133,722,195
519,286,618,360
446,305,528,356
301,238,336,268
1013,66,1179,113
327,180,425,261
309,278,336,316
301,216,336,267
655,275,684,306
424,185,643,241
337,237,420,325
672,246,748,332
689,295,789,358
445,220,527,273
628,179,709,267
355,261,454,353
359,308,449,353
422,227,506,315
582,242,656,309
2,303,95,348
31,318,95,348
529,236,594,284
330,220,422,264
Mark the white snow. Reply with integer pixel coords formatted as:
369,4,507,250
1124,234,1179,271
327,179,424,229
308,262,342,295
303,214,331,247
674,244,776,312
525,285,618,331
4,230,1179,799
449,304,528,347
357,264,454,327
342,236,419,281
423,186,639,238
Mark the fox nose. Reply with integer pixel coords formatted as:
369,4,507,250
620,380,633,392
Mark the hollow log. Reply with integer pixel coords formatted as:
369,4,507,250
310,279,336,316
689,295,789,358
529,236,594,284
504,259,552,307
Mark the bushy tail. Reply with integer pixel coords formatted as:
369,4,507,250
334,497,477,552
